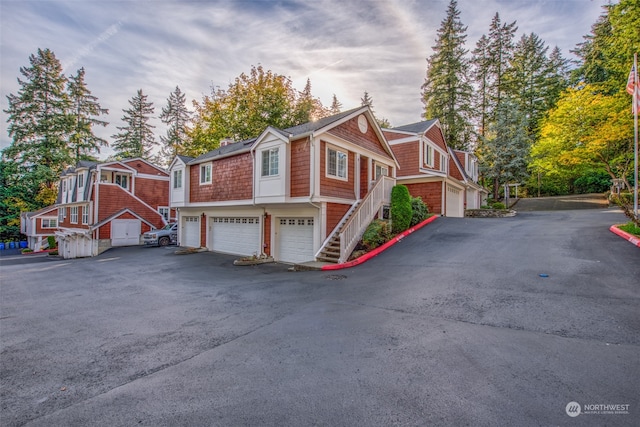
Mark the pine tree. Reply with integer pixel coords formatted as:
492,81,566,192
487,13,518,121
543,46,570,112
67,67,109,161
479,98,530,200
112,89,157,159
330,94,342,114
4,48,74,187
360,91,374,112
471,34,491,138
159,86,190,164
505,33,550,137
421,0,473,150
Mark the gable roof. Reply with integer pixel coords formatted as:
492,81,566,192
189,138,257,165
390,119,438,135
280,107,362,138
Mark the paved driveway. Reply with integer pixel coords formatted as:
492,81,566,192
1,208,638,426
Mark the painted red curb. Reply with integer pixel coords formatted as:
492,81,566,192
322,215,438,270
609,225,640,248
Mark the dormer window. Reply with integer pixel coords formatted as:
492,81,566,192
114,173,129,189
261,148,279,177
78,173,84,188
424,144,434,168
173,169,183,189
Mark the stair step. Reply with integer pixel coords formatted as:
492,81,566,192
316,255,339,263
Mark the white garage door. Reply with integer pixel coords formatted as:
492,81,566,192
111,219,141,246
446,184,464,218
182,216,200,247
278,218,314,263
211,217,261,256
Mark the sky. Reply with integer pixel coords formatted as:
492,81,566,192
0,0,607,159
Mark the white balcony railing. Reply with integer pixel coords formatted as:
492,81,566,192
338,175,394,263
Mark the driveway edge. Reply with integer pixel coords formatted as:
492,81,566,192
609,224,640,247
322,215,439,270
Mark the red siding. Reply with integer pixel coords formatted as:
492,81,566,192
123,159,167,176
97,184,165,229
328,115,388,158
290,138,310,197
449,156,464,180
359,156,369,199
425,125,448,152
200,214,207,247
97,211,139,239
405,182,443,215
326,203,351,238
190,153,253,203
319,140,356,200
134,177,169,209
390,142,420,177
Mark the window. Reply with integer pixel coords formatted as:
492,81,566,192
439,154,447,172
159,207,170,221
114,173,128,189
375,164,388,180
327,147,347,180
200,163,212,184
58,207,66,223
70,206,78,223
173,169,183,189
81,206,89,224
42,218,57,228
62,180,66,192
424,144,434,167
78,173,84,188
261,148,279,177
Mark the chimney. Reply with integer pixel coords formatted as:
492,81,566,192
220,138,233,147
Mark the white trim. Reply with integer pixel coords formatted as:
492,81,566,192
325,143,348,181
199,162,212,185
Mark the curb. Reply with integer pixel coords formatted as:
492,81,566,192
322,215,438,270
609,225,640,247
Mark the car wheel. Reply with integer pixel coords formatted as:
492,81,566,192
158,236,170,246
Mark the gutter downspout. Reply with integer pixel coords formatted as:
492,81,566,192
250,144,267,255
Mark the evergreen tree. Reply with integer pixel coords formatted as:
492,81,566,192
471,34,491,138
505,33,550,137
294,78,328,122
330,94,342,114
4,48,74,188
421,0,473,150
67,67,109,161
486,13,518,121
479,99,530,200
112,89,157,159
360,91,374,112
544,46,570,111
159,86,191,164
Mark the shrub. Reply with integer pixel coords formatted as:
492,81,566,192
480,205,492,209
47,235,57,249
362,219,392,250
21,248,33,253
410,196,429,226
391,185,412,233
492,202,506,210
619,222,640,237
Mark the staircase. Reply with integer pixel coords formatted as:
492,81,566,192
315,175,395,264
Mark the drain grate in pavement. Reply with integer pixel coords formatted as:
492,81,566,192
325,274,347,280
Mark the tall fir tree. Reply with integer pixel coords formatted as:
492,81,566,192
4,48,74,187
471,34,491,138
543,46,570,112
421,0,473,150
505,33,550,137
478,98,530,200
112,89,157,159
159,86,190,164
67,67,109,162
486,13,518,122
360,91,374,111
330,94,342,114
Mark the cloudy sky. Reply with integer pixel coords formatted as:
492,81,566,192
1,0,605,158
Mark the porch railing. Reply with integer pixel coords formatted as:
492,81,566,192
338,175,395,263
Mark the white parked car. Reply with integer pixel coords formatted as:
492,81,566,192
142,223,177,247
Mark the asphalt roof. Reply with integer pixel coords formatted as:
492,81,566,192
390,119,438,134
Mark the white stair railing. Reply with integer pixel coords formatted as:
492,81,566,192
338,175,395,263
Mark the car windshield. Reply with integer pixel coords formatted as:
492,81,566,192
162,224,174,230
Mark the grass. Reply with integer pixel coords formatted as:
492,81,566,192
618,222,640,237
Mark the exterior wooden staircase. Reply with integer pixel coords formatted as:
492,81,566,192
315,176,395,264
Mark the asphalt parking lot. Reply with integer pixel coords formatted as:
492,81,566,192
1,207,639,426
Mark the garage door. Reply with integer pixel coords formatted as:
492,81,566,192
182,216,200,247
278,218,314,263
211,217,260,256
111,219,141,246
446,184,464,218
